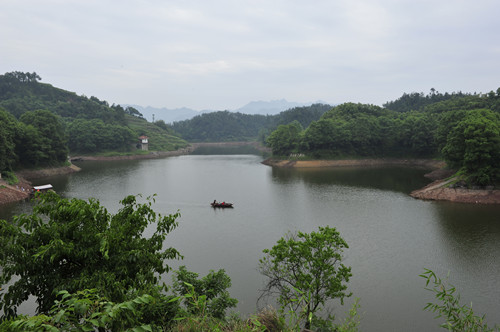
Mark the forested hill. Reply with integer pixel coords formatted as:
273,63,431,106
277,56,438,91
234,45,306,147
0,71,188,172
382,89,473,112
266,88,500,186
0,71,127,122
169,103,332,142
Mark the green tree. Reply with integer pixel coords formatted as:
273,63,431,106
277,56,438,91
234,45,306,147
397,112,438,156
258,226,352,330
303,118,338,152
67,118,135,153
0,192,181,316
125,106,144,118
266,121,303,156
0,108,19,171
273,103,332,129
442,109,500,185
435,110,467,151
19,110,68,165
173,266,238,319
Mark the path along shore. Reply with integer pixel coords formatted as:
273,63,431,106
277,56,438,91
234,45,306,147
262,158,500,204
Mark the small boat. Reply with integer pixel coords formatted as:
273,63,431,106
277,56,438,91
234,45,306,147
211,201,234,208
33,184,54,193
30,184,54,197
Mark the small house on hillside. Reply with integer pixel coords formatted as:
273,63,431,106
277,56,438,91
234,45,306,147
138,135,149,151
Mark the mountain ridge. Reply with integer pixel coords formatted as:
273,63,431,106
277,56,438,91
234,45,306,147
128,99,328,123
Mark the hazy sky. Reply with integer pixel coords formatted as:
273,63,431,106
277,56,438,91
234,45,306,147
2,0,499,110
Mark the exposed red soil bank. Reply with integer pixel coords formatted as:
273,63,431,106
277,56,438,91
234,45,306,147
0,184,31,205
0,165,81,205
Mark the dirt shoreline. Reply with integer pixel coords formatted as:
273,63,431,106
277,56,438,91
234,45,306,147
262,158,500,204
409,178,500,204
0,164,82,206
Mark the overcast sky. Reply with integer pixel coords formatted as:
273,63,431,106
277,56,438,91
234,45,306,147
2,0,499,110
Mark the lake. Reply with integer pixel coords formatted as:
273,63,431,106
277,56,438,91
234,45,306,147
2,154,500,331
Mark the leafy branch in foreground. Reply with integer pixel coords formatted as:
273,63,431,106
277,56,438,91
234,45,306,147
1,289,155,331
172,266,238,320
421,268,499,331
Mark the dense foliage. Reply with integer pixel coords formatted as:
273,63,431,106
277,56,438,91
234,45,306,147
383,88,471,113
0,192,181,316
0,109,19,171
173,266,238,319
0,107,68,169
0,72,125,123
169,104,332,142
1,290,157,331
266,90,500,186
170,111,269,142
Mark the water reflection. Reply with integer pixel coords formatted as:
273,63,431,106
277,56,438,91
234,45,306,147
433,202,500,270
271,166,432,193
430,202,500,325
0,200,34,221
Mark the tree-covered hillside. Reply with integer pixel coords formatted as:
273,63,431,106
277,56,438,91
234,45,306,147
266,89,500,186
0,71,188,172
169,103,332,142
0,71,126,123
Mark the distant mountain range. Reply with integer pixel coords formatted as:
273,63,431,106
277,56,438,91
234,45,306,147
127,99,327,123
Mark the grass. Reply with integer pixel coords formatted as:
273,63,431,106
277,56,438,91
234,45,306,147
2,171,19,185
126,115,190,151
167,307,289,332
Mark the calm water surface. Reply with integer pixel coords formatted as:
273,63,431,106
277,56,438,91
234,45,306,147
2,154,500,331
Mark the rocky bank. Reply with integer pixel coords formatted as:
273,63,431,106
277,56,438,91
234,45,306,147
409,179,500,204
